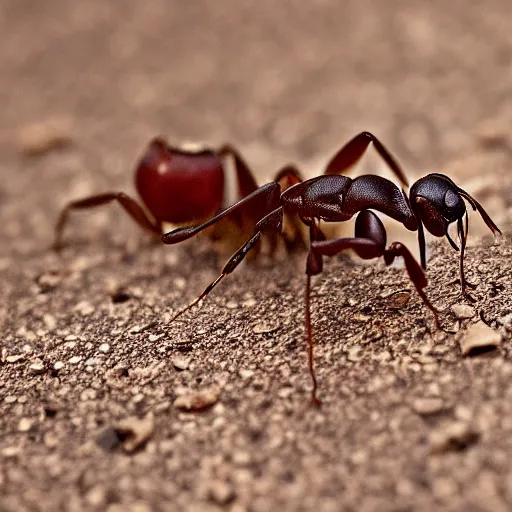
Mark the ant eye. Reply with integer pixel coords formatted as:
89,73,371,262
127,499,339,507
444,189,460,208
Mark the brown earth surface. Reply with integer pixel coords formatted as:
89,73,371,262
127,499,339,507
1,2,512,511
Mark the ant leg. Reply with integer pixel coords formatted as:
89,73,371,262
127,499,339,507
53,192,161,251
457,216,477,302
218,144,259,199
273,165,304,190
384,242,440,329
311,211,439,328
168,207,284,322
325,132,409,189
301,218,329,407
162,182,281,244
417,220,428,270
273,165,307,251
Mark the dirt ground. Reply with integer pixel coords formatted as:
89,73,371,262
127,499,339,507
1,2,512,511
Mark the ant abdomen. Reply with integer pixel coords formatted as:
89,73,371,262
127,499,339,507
135,138,224,224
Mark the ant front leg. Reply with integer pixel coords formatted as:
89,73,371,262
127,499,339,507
162,183,282,320
324,132,410,189
53,193,161,251
456,215,477,302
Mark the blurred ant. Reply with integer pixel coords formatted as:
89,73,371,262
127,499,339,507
53,138,303,252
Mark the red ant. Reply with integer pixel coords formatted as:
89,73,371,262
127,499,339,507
53,137,303,252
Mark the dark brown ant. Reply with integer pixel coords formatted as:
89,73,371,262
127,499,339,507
160,133,434,405
53,137,303,252
161,132,500,405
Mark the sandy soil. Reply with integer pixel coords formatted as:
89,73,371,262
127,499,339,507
1,2,512,511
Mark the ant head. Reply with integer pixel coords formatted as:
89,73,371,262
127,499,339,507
409,174,467,237
410,173,501,243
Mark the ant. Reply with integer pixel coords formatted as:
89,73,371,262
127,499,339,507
53,137,304,252
53,132,500,405
161,132,500,405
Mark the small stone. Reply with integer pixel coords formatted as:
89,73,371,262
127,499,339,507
1,446,21,458
4,395,17,404
43,432,59,448
18,418,34,432
114,413,155,452
36,271,63,292
459,322,501,356
53,361,65,371
29,360,46,375
85,485,107,507
5,354,25,363
242,298,257,307
68,356,82,365
411,397,445,416
450,304,476,320
43,314,57,331
430,421,479,453
99,343,110,353
174,385,221,411
172,356,190,371
252,322,279,334
239,368,254,379
208,480,236,505
347,345,363,362
384,290,411,309
74,300,95,316
18,118,72,156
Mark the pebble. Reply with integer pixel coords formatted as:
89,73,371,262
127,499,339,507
53,361,65,371
239,368,254,379
174,385,222,411
29,360,45,375
5,354,25,363
68,356,82,365
99,343,110,353
74,300,95,316
411,397,445,416
43,314,57,331
450,304,476,319
172,356,190,371
18,118,72,156
1,446,21,458
385,291,411,309
252,322,279,334
459,322,501,356
114,413,155,452
430,421,479,453
18,418,34,432
347,346,363,362
208,480,236,505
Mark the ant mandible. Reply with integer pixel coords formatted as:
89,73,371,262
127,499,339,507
53,138,303,252
162,131,500,405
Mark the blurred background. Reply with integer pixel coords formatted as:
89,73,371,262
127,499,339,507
0,0,511,250
1,4,512,510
